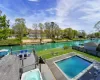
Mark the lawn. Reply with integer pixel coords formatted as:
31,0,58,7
37,47,100,62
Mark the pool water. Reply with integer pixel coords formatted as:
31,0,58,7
21,69,43,80
56,56,92,79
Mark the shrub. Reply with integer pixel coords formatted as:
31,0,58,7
0,39,20,46
63,45,69,50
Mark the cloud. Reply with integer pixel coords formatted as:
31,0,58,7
79,0,100,22
1,0,100,33
55,0,82,30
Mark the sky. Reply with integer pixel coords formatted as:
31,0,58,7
0,0,100,33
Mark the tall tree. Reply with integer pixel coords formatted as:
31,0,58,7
39,23,44,43
94,21,100,32
32,23,38,39
51,22,55,41
94,32,100,38
44,22,60,41
12,18,26,44
0,11,10,40
44,22,51,38
0,10,2,16
54,24,61,39
73,30,78,38
64,28,74,39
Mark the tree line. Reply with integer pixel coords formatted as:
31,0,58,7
0,10,100,45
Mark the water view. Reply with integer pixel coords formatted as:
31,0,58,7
0,39,100,52
0,0,100,80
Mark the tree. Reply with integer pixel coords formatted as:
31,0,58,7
94,32,100,38
12,18,27,44
64,28,74,39
78,30,86,38
82,30,86,38
73,30,78,38
44,22,51,38
0,11,10,40
39,23,44,43
0,10,2,16
51,22,55,41
32,23,38,39
55,24,61,39
44,22,61,41
94,21,100,32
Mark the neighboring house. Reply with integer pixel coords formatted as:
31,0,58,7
27,29,41,39
8,36,16,39
96,44,100,52
84,42,98,51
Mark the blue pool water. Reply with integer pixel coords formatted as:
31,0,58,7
56,56,92,78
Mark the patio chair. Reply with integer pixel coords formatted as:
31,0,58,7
19,55,23,60
25,50,28,53
20,50,24,54
24,54,27,59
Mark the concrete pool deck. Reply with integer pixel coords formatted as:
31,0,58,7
46,52,98,80
46,53,75,80
41,64,56,80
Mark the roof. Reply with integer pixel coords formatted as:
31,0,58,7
0,55,21,80
96,44,100,51
28,29,41,34
84,42,98,47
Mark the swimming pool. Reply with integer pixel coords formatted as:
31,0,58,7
55,55,92,79
21,68,43,80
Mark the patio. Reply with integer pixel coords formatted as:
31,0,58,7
46,52,100,80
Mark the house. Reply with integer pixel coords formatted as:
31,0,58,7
27,29,41,38
96,44,100,52
84,42,98,51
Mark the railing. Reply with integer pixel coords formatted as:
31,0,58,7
10,48,34,55
22,63,37,72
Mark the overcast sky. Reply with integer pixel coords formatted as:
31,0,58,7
0,0,100,33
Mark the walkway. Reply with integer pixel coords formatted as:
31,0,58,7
21,53,36,72
41,64,56,80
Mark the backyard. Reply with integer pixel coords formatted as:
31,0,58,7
37,47,100,62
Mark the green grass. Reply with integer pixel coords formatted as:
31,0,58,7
0,39,20,46
37,47,100,62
